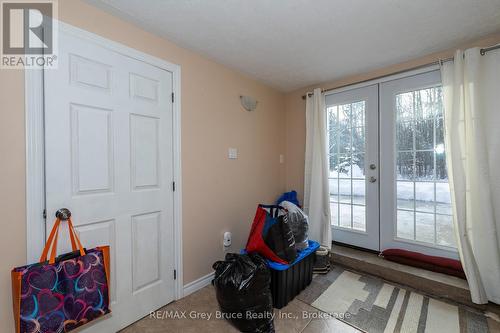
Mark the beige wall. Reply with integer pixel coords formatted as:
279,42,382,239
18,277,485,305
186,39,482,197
285,32,500,203
0,1,286,331
2,1,500,331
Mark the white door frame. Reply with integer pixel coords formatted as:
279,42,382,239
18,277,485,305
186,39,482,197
25,21,184,300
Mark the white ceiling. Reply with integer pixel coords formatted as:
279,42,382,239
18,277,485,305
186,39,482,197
86,0,500,92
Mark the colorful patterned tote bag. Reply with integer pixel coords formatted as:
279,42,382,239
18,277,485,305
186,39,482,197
11,209,111,333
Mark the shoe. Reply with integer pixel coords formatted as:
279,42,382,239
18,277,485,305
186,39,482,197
313,262,331,274
313,246,331,274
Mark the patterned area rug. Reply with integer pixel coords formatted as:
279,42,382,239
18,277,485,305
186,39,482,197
297,266,497,333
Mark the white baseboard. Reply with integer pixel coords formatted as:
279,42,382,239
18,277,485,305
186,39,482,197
183,271,215,297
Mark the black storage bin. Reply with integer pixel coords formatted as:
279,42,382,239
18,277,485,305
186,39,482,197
267,240,319,309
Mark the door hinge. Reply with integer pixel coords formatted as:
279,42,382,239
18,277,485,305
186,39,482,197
172,181,176,192
174,269,177,280
42,209,47,219
171,92,174,103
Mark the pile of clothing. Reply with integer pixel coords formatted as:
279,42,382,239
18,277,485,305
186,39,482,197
212,191,330,333
278,198,330,274
274,191,331,274
246,191,330,273
245,203,303,265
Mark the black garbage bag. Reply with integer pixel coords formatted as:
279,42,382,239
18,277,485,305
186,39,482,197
212,253,274,333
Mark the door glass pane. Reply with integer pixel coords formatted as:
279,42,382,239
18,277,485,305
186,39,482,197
337,155,351,178
397,181,414,210
436,183,452,215
352,101,365,127
415,182,434,213
416,212,435,243
397,121,413,150
397,152,414,180
327,101,366,231
339,204,352,228
338,129,351,154
352,153,365,179
395,86,455,248
339,104,351,123
436,153,448,180
352,206,366,231
397,210,414,239
330,202,339,226
352,128,365,153
436,214,456,247
329,175,339,197
338,179,351,203
415,119,434,150
435,117,444,147
352,180,365,205
415,151,434,180
396,93,414,121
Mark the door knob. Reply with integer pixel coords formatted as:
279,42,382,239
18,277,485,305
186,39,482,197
369,176,377,183
370,164,377,170
55,208,72,220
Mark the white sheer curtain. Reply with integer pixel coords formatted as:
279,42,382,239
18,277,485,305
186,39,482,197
304,88,332,249
441,48,500,304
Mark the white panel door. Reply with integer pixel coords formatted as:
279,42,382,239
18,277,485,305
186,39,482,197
325,85,379,251
44,30,175,332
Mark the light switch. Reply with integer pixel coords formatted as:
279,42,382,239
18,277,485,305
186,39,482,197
228,148,238,159
279,154,285,164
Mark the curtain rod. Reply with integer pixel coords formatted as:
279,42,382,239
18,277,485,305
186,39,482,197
302,43,500,100
480,44,500,55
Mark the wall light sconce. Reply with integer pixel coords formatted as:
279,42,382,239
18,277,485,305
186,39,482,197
240,95,258,112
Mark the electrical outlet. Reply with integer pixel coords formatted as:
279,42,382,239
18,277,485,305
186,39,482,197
223,231,232,252
223,231,232,247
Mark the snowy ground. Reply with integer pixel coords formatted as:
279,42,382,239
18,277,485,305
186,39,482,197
330,198,455,247
329,165,456,248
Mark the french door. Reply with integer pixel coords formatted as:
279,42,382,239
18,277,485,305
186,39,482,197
326,85,379,251
327,70,457,259
380,70,457,259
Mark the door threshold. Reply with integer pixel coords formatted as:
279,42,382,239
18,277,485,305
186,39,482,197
330,243,499,316
332,241,379,255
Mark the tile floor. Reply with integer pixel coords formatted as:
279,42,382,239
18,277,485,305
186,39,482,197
120,284,362,333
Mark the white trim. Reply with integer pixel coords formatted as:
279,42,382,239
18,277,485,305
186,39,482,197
25,20,184,299
57,22,180,73
323,64,440,97
25,68,46,263
171,54,183,300
183,272,215,297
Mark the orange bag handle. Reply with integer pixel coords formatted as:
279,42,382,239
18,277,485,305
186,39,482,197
39,218,61,263
40,217,86,264
68,218,84,254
